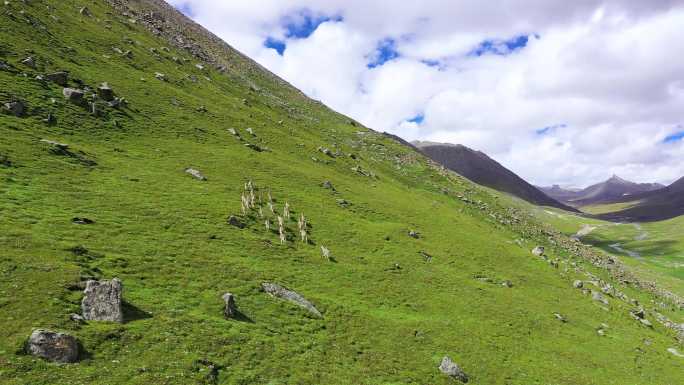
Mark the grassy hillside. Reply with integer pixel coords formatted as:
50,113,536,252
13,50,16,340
1,1,683,384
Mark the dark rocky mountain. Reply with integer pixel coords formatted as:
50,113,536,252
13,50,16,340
537,185,583,202
413,141,579,212
570,175,663,206
548,175,664,206
597,176,684,222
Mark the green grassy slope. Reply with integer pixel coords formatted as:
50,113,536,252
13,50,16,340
1,1,683,384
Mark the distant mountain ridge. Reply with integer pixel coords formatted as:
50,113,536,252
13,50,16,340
597,176,684,222
413,141,579,212
540,175,664,206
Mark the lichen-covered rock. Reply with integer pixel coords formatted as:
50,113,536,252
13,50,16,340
26,329,79,363
438,356,469,383
573,280,583,289
81,278,123,322
261,282,322,317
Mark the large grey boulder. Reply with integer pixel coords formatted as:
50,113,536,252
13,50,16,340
26,330,79,363
261,282,322,317
81,278,123,322
438,356,469,382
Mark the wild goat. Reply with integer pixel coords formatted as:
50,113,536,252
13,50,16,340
321,246,331,260
283,202,290,219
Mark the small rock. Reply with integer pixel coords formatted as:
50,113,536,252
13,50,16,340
26,330,79,363
97,83,114,101
3,100,25,117
438,356,468,383
246,127,255,136
40,139,69,151
318,146,334,157
631,308,645,319
667,348,684,358
321,180,335,190
532,246,545,256
154,72,167,81
573,280,583,289
408,230,420,239
46,71,68,86
81,278,124,323
553,312,567,322
62,88,84,102
79,6,91,16
501,280,513,288
261,282,322,318
591,290,609,306
72,217,95,225
227,215,244,228
244,143,263,152
640,318,653,328
195,63,204,71
222,293,237,318
185,168,206,181
228,128,240,137
69,313,86,323
21,56,36,68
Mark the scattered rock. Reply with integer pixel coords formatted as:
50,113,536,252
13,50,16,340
62,88,84,103
185,168,206,181
336,199,350,207
244,143,263,152
3,100,25,117
246,127,255,136
97,82,114,101
408,230,420,239
318,146,334,157
26,330,79,363
228,128,240,138
321,180,335,191
21,56,36,68
227,215,244,228
72,217,95,225
640,318,653,328
532,246,545,257
81,278,124,323
79,6,91,16
222,292,237,318
438,356,469,383
501,280,513,288
261,282,322,317
154,72,167,81
667,347,684,358
591,290,609,306
46,71,68,86
553,312,567,323
573,280,583,289
40,139,69,153
69,313,86,324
